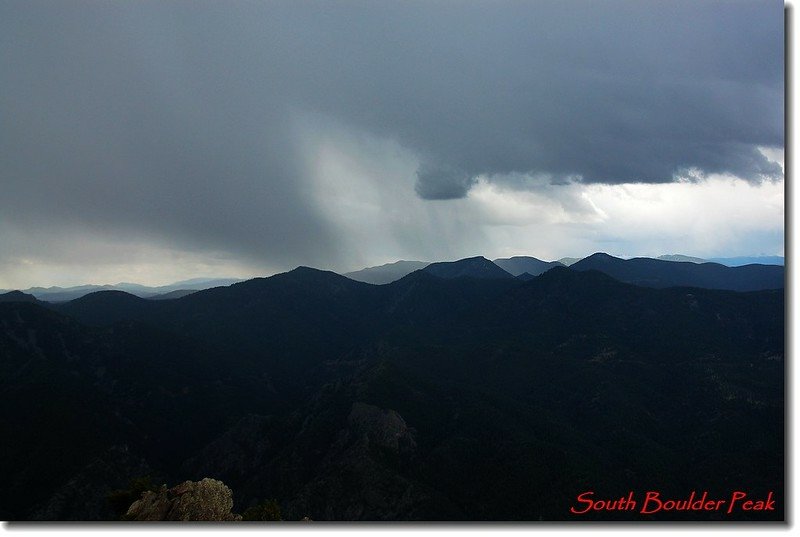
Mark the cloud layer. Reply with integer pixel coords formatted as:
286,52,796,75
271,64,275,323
0,0,784,287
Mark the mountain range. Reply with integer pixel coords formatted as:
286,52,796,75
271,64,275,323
3,254,782,298
344,254,783,285
572,253,783,291
0,278,242,303
0,255,784,521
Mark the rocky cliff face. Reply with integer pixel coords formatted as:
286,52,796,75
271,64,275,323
345,402,417,455
125,478,241,521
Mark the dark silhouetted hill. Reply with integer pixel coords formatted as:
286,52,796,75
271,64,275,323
422,256,513,280
571,252,783,291
57,291,156,326
0,290,40,303
493,256,564,276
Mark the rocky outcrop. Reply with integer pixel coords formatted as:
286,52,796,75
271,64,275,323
346,402,417,455
125,478,241,521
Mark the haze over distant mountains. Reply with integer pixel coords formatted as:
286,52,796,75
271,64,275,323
706,256,784,266
3,254,782,298
344,261,430,285
3,252,782,310
657,254,784,266
656,254,709,264
0,278,243,303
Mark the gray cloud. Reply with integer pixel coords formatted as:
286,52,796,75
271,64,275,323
414,163,476,200
258,0,783,195
0,0,783,278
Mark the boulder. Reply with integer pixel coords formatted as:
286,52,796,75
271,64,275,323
125,478,241,521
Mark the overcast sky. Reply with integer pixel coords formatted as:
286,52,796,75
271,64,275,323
0,0,784,288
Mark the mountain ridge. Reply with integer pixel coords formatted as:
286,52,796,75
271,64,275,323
492,256,564,276
345,261,430,285
422,256,514,280
0,278,244,303
571,252,783,291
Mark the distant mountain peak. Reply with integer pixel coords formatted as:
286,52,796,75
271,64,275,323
657,254,708,264
286,266,357,281
378,259,427,267
345,260,430,285
422,257,513,280
289,265,327,275
260,266,369,292
493,255,564,276
75,289,145,300
584,252,617,260
557,257,582,266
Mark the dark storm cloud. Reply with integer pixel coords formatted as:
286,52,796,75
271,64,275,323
1,1,341,267
414,163,476,200
0,0,783,267
277,0,784,195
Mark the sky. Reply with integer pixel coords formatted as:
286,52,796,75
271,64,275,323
0,0,785,288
